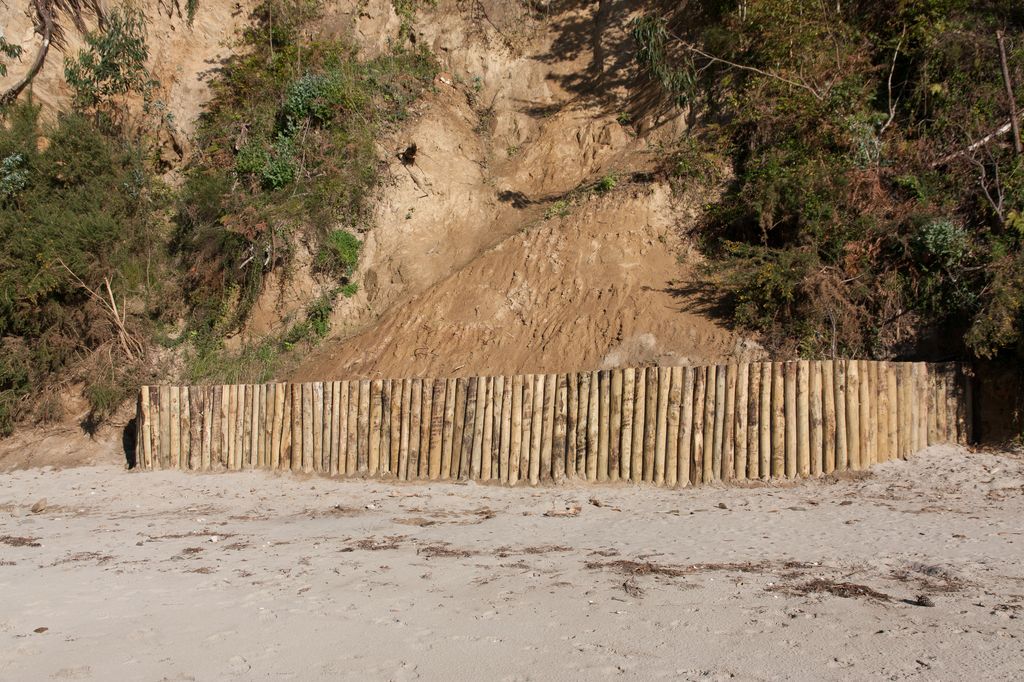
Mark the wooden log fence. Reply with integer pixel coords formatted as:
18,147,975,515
135,361,973,486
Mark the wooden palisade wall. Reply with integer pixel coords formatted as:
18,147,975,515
134,360,972,485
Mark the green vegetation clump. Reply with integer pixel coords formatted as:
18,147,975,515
175,0,436,347
633,1,1024,359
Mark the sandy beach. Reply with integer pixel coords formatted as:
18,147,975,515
1,444,1022,680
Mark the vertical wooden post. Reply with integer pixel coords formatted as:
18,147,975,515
553,374,568,483
722,364,737,481
226,385,237,470
566,372,579,480
345,380,359,475
278,384,290,471
666,366,682,487
258,384,268,470
703,365,717,483
530,374,545,484
877,363,891,462
577,372,591,478
204,386,214,471
490,376,503,480
642,367,658,483
138,388,151,470
769,363,784,479
955,364,969,446
796,360,810,478
517,375,533,483
312,382,324,473
418,377,433,479
369,379,383,477
834,361,849,471
711,365,726,481
248,385,259,469
398,378,412,480
886,363,898,460
691,366,706,485
479,377,493,481
631,368,647,483
809,362,823,476
333,380,347,475
299,383,312,474
428,379,445,480
782,363,796,479
540,374,556,482
653,367,671,485
443,378,460,480
270,383,283,471
355,380,369,475
746,364,760,480
862,361,876,468
845,361,861,470
287,383,300,472
822,361,836,474
921,358,937,448
499,376,513,483
678,367,694,486
405,376,421,477
151,387,164,470
215,386,227,469
963,364,974,445
509,375,523,485
597,370,611,482
378,380,390,477
608,370,622,483
587,370,601,482
758,363,771,480
460,376,479,481
168,385,181,469
734,363,749,481
184,387,196,470
619,369,634,481
467,377,483,480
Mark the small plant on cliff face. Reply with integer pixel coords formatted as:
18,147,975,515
64,6,157,118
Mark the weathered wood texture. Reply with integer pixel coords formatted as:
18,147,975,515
135,361,970,485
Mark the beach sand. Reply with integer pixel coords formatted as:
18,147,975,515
1,444,1022,680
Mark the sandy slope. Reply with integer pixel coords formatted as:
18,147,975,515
1,445,1022,680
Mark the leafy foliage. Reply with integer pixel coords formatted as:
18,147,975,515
0,103,169,433
175,0,436,343
635,0,1024,358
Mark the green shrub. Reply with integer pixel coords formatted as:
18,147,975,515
315,230,362,279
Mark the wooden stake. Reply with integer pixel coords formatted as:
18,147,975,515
692,366,706,485
428,379,445,480
822,361,836,474
834,361,849,471
509,375,523,485
554,374,568,483
722,364,737,481
368,380,382,476
796,360,810,478
678,367,694,486
203,386,214,471
312,382,324,474
419,377,433,479
704,365,718,483
490,376,503,480
480,377,494,480
746,364,761,480
734,363,749,481
217,386,228,469
498,376,512,482
588,370,602,482
442,378,458,480
781,363,796,479
861,361,875,467
666,366,682,487
654,367,670,485
769,364,784,479
299,383,312,473
346,380,359,475
618,369,634,481
954,364,968,446
138,387,151,470
398,378,412,480
407,378,423,479
577,372,591,478
710,366,725,481
886,363,898,459
152,386,165,470
530,374,545,485
461,376,479,481
632,368,647,483
168,386,181,469
372,380,384,476
759,363,771,480
845,361,861,470
183,387,194,470
288,384,300,472
918,362,931,451
643,367,659,483
566,372,579,479
597,370,611,482
515,375,531,483
809,362,823,476
541,373,556,482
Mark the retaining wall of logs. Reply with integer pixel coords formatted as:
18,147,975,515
134,360,972,485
